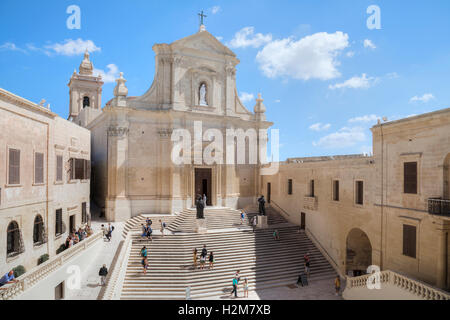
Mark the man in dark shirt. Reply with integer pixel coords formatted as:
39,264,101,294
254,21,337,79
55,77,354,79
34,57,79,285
99,265,108,286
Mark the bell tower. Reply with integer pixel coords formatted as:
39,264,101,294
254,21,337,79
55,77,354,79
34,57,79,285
68,50,104,126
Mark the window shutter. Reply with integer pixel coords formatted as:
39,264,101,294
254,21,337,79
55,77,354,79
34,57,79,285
288,179,293,195
334,181,340,201
8,149,20,185
86,160,91,180
35,152,44,184
55,209,62,236
404,162,418,194
69,158,75,180
310,180,315,197
56,155,63,181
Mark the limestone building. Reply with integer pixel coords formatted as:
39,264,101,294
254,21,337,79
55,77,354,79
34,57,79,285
0,88,91,276
74,26,272,221
261,109,450,290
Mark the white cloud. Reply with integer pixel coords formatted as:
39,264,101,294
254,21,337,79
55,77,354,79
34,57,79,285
228,27,272,49
309,123,331,132
94,64,119,83
363,39,376,49
211,6,221,14
346,51,355,58
348,114,379,123
329,73,378,90
410,93,435,103
0,42,27,53
239,92,254,103
256,31,349,80
216,36,223,41
45,39,101,56
274,99,281,103
386,72,399,79
313,126,366,148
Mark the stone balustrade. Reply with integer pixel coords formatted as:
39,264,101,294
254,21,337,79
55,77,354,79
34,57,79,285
345,270,450,300
102,231,135,300
0,231,103,300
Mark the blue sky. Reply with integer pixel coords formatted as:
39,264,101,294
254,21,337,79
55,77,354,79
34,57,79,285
1,0,449,160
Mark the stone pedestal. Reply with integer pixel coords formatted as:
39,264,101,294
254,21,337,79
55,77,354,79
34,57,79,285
257,216,268,229
195,219,207,234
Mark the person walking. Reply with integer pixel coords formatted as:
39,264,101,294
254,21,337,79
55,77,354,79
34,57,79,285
230,276,239,298
193,248,198,269
140,246,147,258
142,257,149,274
305,260,311,277
159,219,166,237
252,216,257,233
273,229,280,241
335,276,341,296
208,251,214,270
203,194,207,207
99,264,108,286
240,210,245,225
146,225,153,241
200,245,207,270
243,278,249,298
141,224,147,239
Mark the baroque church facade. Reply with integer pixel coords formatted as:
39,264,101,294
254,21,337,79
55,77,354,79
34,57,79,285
70,27,272,222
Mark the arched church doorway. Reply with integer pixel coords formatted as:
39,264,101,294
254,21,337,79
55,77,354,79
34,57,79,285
346,228,372,276
195,168,212,206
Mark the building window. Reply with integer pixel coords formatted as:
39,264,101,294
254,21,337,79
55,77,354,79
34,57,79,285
7,221,21,257
82,202,87,224
33,215,45,245
403,225,417,258
56,155,63,182
35,152,44,184
309,180,315,197
8,148,20,185
83,96,90,108
333,180,340,201
288,179,293,195
55,209,63,236
404,162,418,194
69,158,90,180
355,181,364,205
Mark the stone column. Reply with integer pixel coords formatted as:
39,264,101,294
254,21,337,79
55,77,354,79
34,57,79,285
435,221,449,289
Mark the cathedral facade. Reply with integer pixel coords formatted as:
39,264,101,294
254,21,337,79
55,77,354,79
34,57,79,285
71,27,272,221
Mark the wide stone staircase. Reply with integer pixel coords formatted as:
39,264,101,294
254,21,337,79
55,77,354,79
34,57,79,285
119,208,336,300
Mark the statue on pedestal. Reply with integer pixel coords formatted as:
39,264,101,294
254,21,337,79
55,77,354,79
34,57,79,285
196,195,205,219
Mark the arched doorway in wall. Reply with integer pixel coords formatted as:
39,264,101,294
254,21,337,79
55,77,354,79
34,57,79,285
346,228,372,276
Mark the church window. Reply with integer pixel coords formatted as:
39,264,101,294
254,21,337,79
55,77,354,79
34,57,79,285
403,224,417,258
404,162,417,194
288,179,293,195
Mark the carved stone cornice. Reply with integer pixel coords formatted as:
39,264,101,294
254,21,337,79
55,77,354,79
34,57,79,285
157,128,173,138
108,126,129,137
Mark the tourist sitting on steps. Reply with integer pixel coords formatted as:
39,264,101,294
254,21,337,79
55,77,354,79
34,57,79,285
273,229,280,241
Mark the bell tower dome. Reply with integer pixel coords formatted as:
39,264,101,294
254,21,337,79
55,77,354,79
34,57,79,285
68,50,104,126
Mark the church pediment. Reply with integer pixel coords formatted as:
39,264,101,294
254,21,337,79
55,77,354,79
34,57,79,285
171,30,237,60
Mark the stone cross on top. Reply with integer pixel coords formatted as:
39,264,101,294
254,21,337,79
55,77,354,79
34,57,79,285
198,10,207,26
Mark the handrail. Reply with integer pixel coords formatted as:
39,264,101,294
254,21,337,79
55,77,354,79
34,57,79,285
0,231,103,300
270,199,290,217
102,231,136,300
345,270,450,300
305,227,342,277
